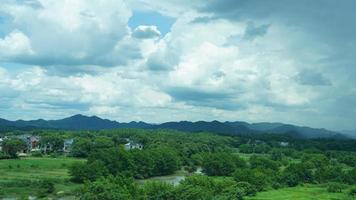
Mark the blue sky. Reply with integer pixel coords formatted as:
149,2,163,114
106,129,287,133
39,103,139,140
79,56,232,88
0,0,356,131
128,10,175,36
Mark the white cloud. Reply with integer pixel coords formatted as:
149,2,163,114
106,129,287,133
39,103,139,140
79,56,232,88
132,25,161,39
0,0,356,130
0,30,34,59
0,0,137,66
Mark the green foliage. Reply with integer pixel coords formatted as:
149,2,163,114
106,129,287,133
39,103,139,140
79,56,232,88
141,181,175,200
40,135,64,152
2,138,27,158
71,138,93,157
233,169,270,192
249,155,279,171
201,152,246,176
37,179,55,197
69,161,109,183
280,163,313,187
31,151,43,157
326,182,343,193
78,176,140,200
349,187,356,196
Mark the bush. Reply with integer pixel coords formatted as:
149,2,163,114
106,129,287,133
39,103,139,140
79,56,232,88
326,182,343,193
0,152,11,159
31,151,43,157
141,181,175,200
37,179,55,197
349,187,356,196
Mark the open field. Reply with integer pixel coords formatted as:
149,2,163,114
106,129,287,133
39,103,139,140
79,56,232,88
0,156,85,199
246,184,353,200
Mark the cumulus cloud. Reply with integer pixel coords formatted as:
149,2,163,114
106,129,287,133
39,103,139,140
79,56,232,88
0,30,34,59
1,0,356,130
132,25,161,39
0,0,140,66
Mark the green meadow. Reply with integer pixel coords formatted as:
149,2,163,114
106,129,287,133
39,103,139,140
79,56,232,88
0,156,85,199
246,184,353,200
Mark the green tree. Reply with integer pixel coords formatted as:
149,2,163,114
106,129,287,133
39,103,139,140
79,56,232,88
71,138,93,157
141,181,175,200
233,169,269,192
2,138,27,158
78,176,140,200
69,161,109,183
202,153,246,176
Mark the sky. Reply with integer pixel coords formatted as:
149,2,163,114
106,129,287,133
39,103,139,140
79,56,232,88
0,0,356,131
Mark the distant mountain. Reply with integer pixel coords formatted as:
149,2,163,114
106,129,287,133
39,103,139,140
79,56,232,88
0,114,348,139
155,121,254,135
341,130,356,139
0,114,151,131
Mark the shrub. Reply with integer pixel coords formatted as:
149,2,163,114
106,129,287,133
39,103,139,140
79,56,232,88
37,179,55,197
326,182,343,193
31,151,43,157
349,187,356,196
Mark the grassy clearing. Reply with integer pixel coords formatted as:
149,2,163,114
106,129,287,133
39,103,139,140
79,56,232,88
246,184,353,200
0,156,85,199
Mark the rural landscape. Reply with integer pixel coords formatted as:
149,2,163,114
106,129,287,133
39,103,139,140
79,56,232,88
1,0,356,199
0,115,356,199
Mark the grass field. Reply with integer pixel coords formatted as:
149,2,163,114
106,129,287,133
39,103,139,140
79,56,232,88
0,156,85,199
246,184,353,200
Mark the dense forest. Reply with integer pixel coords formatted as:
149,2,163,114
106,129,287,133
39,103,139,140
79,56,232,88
0,128,356,199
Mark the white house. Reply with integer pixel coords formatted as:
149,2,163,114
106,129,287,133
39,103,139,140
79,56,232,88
0,137,3,151
279,141,289,147
63,139,74,152
124,141,143,150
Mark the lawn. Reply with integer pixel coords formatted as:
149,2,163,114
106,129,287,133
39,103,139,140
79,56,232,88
0,156,85,199
246,184,353,200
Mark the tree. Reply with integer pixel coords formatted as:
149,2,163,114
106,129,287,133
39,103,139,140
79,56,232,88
270,149,284,161
71,138,93,157
280,163,314,186
233,169,269,192
249,155,279,171
202,153,246,176
130,150,154,179
349,187,356,197
40,135,64,152
88,148,134,176
78,176,140,200
37,179,55,197
150,147,180,176
69,161,109,183
141,181,175,200
92,137,114,149
2,139,27,158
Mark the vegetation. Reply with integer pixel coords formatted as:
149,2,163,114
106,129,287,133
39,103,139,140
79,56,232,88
0,128,356,199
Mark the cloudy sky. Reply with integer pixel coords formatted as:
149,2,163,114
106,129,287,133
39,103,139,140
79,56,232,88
0,0,355,130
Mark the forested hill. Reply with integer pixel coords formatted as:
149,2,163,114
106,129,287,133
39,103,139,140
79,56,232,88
0,114,347,139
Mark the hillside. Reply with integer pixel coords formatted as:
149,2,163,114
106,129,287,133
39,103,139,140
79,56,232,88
0,115,347,139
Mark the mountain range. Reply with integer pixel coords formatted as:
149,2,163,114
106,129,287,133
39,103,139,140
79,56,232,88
0,114,350,139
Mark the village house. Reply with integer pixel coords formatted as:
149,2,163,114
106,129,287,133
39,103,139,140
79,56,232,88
63,138,74,152
279,141,289,147
124,140,143,150
0,137,3,151
17,135,41,153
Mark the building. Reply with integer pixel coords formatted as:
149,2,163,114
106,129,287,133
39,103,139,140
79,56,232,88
17,135,40,152
124,141,143,150
279,141,289,147
0,137,3,151
63,139,74,152
28,136,40,152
